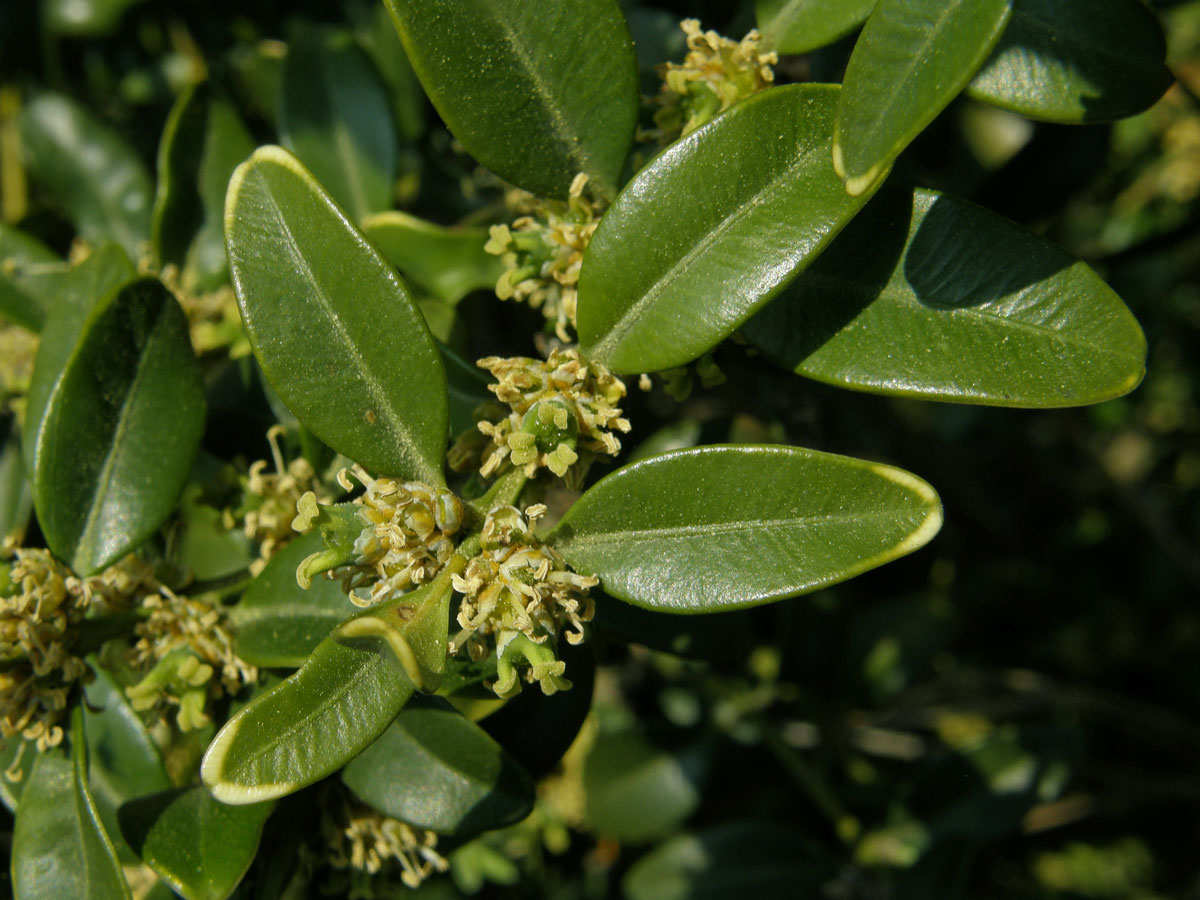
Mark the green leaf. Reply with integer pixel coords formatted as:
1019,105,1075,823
353,2,428,143
153,82,256,292
342,696,534,835
225,146,448,485
279,24,396,222
384,0,639,200
966,0,1172,123
550,445,942,613
19,92,153,258
833,0,1013,196
230,531,359,668
202,566,460,804
743,187,1146,406
577,84,879,374
22,244,136,474
43,0,147,36
11,711,131,900
30,276,205,575
756,0,876,55
119,786,274,900
363,211,504,305
0,734,37,812
439,342,492,437
177,485,255,581
0,223,60,331
0,426,33,544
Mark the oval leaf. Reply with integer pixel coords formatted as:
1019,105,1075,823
966,0,1172,123
743,187,1146,406
279,24,396,222
549,445,942,613
19,92,153,258
225,146,448,484
833,0,1013,196
578,84,879,374
31,277,205,575
0,223,59,331
384,0,638,200
757,0,875,55
342,697,534,835
363,211,504,305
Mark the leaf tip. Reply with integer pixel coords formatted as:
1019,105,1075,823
869,462,943,556
843,163,884,198
201,716,289,806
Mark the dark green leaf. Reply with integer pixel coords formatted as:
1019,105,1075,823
578,84,878,374
439,342,492,438
550,445,942,613
967,0,1172,123
833,0,1013,196
756,0,875,54
11,711,131,900
230,531,359,668
153,82,255,292
0,427,32,544
354,1,428,142
342,696,534,835
225,146,448,485
384,0,639,200
0,223,60,331
279,24,396,222
363,211,504,305
30,276,205,575
43,0,147,36
19,92,153,258
119,786,274,900
743,187,1146,406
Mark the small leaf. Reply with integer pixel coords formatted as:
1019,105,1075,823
578,84,879,374
342,696,534,835
153,82,256,292
30,277,205,575
230,531,359,668
550,445,941,613
225,146,448,485
833,0,1013,196
0,223,60,331
742,187,1146,407
19,92,153,258
756,0,875,55
119,786,274,900
279,24,396,222
384,0,639,200
11,710,131,900
363,211,504,305
966,0,1172,123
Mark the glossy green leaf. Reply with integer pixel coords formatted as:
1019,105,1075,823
19,92,153,258
11,711,131,900
743,187,1146,406
202,566,459,804
578,84,878,374
230,531,359,668
30,277,205,575
225,146,448,485
342,697,534,835
363,211,504,305
119,786,274,900
43,0,147,36
0,223,59,331
757,0,875,54
384,0,638,200
966,0,1172,123
153,82,255,292
22,244,136,474
550,445,942,613
279,24,396,222
833,0,1013,196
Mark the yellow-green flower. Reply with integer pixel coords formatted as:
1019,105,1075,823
322,788,447,889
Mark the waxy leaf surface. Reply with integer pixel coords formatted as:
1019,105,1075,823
225,146,447,484
384,0,638,200
551,445,942,612
31,277,205,575
342,697,534,835
743,187,1146,406
967,0,1171,123
578,85,878,374
0,224,59,330
757,0,875,54
363,211,504,305
19,93,153,258
833,0,1013,195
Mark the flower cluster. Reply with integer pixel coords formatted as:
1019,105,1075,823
323,791,447,890
451,504,597,698
457,348,630,482
647,19,778,144
484,173,598,341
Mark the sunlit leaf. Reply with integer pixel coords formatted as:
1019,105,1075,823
756,0,875,54
363,211,503,305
